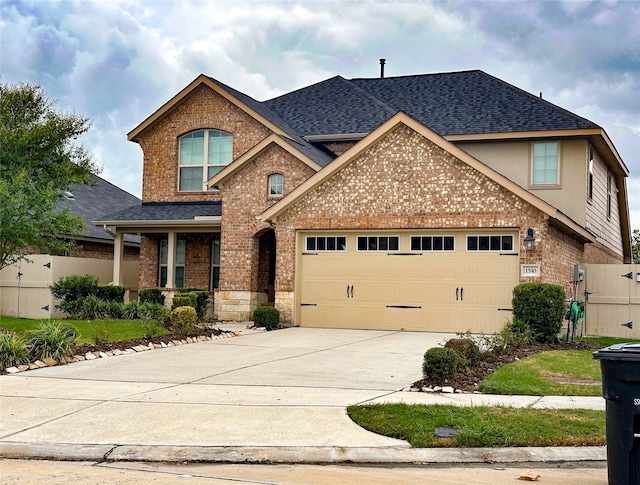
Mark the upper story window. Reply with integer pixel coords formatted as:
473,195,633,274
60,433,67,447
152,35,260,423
268,173,284,197
607,171,613,219
179,129,233,191
531,142,559,186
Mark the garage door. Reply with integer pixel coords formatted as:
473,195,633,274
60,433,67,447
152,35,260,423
296,230,519,333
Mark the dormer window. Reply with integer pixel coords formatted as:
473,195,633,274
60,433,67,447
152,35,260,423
179,129,232,191
268,173,284,197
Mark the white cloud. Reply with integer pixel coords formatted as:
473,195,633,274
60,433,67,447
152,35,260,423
1,0,638,229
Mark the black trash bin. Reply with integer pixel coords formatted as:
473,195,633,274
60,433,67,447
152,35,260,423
593,343,640,485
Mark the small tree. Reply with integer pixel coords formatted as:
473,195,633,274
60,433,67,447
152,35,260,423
0,81,100,270
633,229,640,264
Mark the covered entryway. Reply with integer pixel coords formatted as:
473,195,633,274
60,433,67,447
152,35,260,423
296,230,519,333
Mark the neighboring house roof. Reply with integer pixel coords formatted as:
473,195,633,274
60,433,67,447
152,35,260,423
58,175,141,244
95,201,222,228
265,70,600,138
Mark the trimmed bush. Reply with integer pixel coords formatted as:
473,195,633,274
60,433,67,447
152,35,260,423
422,347,459,381
140,303,170,322
50,274,99,301
97,285,126,303
172,294,197,311
178,288,209,318
512,283,566,343
170,306,197,336
444,338,481,368
253,306,280,330
139,288,165,306
0,333,30,370
27,320,77,362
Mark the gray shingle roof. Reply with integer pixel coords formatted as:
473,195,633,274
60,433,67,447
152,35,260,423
265,70,599,137
96,201,222,223
209,77,334,167
58,175,141,243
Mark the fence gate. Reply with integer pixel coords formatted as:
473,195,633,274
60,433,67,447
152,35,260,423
583,264,640,339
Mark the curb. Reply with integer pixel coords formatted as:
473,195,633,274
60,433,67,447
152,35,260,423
0,442,607,465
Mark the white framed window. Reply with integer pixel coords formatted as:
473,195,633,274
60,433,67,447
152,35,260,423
159,239,186,288
179,129,232,191
466,235,514,251
357,236,399,251
305,236,347,251
532,142,559,185
268,173,284,197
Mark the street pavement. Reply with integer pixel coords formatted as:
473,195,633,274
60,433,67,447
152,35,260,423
0,326,607,482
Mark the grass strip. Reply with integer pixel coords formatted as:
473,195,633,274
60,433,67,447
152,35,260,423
347,403,605,448
0,316,168,345
480,350,602,396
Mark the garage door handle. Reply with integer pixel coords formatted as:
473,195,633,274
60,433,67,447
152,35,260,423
346,285,354,298
350,285,354,298
460,287,464,301
456,287,459,300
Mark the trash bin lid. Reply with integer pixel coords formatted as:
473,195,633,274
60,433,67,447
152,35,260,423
593,342,640,360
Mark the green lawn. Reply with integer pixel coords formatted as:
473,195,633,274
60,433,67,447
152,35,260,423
479,336,640,396
347,403,605,448
0,316,167,345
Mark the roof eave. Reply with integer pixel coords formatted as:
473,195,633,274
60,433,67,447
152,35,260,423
93,217,222,229
208,135,321,187
127,75,288,142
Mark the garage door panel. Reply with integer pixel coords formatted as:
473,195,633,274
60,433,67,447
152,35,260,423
297,231,518,332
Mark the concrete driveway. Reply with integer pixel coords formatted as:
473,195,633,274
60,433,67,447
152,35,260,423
0,327,456,460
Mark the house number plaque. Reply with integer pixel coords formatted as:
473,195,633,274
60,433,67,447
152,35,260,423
520,264,541,277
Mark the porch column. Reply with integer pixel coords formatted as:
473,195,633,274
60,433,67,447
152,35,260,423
166,231,177,288
112,230,124,285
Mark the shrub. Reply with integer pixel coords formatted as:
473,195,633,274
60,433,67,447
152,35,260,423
512,283,566,343
105,301,124,319
122,301,143,320
179,288,209,318
422,347,459,381
79,295,109,320
50,274,99,304
97,285,126,303
0,333,30,370
170,306,197,336
91,320,111,345
139,288,165,306
501,319,533,349
140,303,170,322
444,338,481,368
253,306,280,330
141,320,164,339
172,294,197,311
27,320,77,362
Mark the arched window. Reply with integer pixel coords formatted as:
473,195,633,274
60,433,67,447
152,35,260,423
179,129,232,191
268,173,284,197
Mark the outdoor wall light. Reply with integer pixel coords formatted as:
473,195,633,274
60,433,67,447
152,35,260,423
524,228,536,251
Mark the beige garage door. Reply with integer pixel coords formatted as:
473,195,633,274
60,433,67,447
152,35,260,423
296,230,519,333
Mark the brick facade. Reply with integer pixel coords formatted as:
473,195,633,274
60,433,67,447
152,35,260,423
137,85,270,203
129,79,627,327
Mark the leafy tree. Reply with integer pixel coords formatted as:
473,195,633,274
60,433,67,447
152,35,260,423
0,81,100,270
633,229,640,264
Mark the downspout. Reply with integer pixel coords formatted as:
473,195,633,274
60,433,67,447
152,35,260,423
102,224,117,239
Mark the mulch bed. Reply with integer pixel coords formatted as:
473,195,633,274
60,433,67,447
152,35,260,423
412,340,602,393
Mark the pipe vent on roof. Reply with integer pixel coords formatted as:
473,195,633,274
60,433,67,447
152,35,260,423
379,58,386,78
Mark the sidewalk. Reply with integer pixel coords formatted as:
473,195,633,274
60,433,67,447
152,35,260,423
0,326,606,465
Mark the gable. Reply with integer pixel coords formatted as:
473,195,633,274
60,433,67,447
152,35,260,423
261,113,593,244
269,124,539,230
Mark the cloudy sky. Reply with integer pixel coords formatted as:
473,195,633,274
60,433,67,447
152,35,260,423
2,0,639,226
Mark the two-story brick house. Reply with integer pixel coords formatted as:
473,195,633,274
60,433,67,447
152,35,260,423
96,70,630,333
